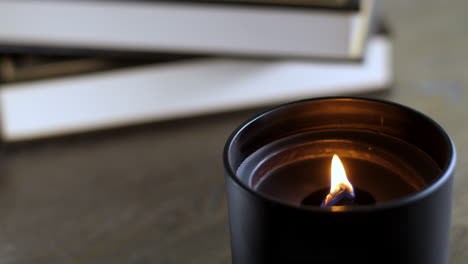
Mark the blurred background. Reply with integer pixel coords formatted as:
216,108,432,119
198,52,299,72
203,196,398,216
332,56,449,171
0,0,466,263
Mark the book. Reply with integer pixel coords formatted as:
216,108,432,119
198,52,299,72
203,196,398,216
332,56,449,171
0,36,392,142
0,0,375,59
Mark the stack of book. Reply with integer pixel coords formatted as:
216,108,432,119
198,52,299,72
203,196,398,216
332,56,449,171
0,0,391,142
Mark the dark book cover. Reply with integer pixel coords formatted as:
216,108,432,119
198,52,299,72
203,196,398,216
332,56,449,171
95,0,360,10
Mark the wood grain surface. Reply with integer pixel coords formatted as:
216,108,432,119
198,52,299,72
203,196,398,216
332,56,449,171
0,0,467,263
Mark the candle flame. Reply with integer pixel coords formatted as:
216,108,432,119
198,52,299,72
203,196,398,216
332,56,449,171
321,155,355,207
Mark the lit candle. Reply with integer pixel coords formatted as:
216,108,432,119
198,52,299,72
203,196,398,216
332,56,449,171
224,97,455,264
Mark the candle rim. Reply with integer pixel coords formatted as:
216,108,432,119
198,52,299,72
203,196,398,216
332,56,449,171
224,96,457,212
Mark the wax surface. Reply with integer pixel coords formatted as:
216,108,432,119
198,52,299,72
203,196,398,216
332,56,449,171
256,157,418,205
236,130,442,207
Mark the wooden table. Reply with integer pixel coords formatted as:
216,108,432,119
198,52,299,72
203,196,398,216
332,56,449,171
0,0,467,263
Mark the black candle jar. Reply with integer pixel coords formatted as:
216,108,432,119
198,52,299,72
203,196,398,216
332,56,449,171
223,97,456,264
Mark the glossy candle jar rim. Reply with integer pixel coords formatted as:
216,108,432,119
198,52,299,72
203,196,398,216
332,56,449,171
223,97,457,212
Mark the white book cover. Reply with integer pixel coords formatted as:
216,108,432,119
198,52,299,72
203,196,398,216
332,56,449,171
0,36,392,142
0,0,373,59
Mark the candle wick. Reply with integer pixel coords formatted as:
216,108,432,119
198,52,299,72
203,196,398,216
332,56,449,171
321,183,356,208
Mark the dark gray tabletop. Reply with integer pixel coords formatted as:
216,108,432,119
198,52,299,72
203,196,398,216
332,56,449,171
0,0,467,263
